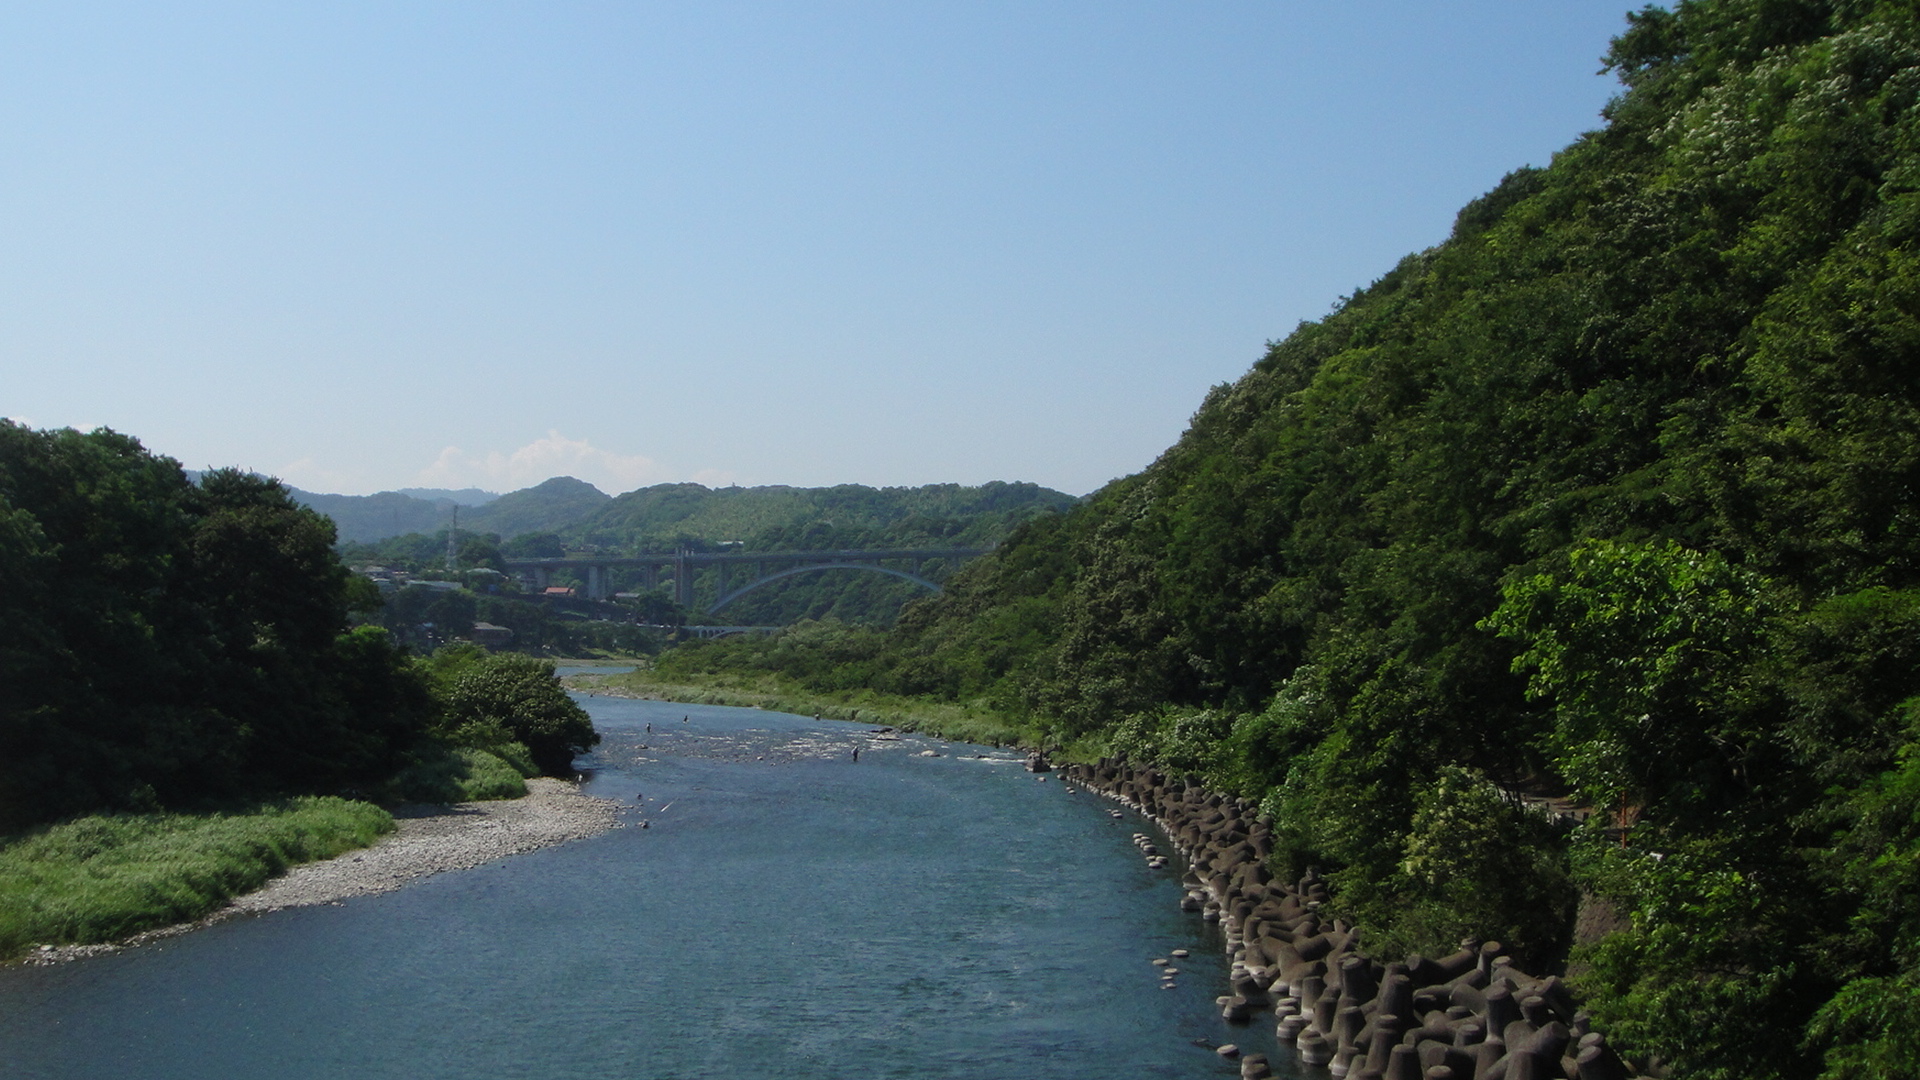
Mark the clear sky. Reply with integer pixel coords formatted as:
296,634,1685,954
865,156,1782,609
3,1,1633,498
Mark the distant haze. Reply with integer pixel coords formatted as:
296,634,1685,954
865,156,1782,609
392,488,499,507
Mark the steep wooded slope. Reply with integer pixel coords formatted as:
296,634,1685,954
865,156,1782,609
665,4,1920,1076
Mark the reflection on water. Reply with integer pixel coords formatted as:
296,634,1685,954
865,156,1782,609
0,698,1290,1080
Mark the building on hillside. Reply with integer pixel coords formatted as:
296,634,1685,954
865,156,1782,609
469,622,515,649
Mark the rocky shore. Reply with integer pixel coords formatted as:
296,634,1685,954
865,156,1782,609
20,778,622,966
1061,758,1646,1080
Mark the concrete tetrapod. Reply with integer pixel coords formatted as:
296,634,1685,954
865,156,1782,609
1060,758,1652,1080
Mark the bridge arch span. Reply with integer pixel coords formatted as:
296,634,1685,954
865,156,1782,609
708,562,940,614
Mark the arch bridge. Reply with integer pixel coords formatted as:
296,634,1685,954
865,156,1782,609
499,546,991,614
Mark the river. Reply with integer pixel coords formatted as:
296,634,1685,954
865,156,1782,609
0,689,1290,1079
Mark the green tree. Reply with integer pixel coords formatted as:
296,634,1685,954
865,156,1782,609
500,531,567,559
1805,702,1920,1079
1389,765,1576,965
430,648,598,775
458,534,506,572
1483,539,1775,823
0,424,435,827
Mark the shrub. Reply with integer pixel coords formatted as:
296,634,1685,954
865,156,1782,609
426,647,599,775
385,744,532,803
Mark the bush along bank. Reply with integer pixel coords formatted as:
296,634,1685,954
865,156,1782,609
1065,757,1641,1080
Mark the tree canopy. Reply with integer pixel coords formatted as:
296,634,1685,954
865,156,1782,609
0,424,439,829
423,646,598,776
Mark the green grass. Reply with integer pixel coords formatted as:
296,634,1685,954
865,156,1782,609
385,743,534,803
0,797,394,960
577,667,1072,752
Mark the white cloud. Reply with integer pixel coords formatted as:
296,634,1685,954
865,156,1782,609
417,432,684,494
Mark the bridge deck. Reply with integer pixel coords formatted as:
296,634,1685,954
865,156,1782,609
500,546,994,610
500,547,988,568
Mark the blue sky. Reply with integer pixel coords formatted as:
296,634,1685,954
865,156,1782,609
3,1,1632,497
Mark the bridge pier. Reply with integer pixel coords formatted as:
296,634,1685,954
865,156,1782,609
674,551,694,609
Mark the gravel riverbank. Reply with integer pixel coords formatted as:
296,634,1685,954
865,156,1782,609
20,778,622,966
232,778,622,911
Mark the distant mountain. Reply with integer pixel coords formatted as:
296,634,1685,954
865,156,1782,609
573,480,1078,551
326,475,1079,625
290,488,453,544
185,472,458,544
462,476,612,538
299,473,1079,557
393,487,498,506
278,487,495,544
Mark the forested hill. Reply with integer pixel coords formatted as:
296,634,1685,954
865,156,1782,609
290,486,483,543
339,479,1077,561
570,480,1077,550
337,479,1077,626
317,477,1075,550
662,4,1920,1077
461,476,609,538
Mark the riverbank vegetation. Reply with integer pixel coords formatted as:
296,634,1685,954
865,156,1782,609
0,424,601,959
576,638,1036,749
0,798,393,959
0,422,598,831
386,745,531,803
0,641,589,962
420,646,597,777
637,5,1920,1077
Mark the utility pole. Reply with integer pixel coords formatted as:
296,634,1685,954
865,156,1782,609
446,505,458,576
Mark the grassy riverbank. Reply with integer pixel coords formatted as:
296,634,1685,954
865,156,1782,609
569,666,1057,752
386,744,535,803
0,797,394,961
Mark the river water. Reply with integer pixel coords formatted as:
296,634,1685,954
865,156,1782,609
0,690,1290,1079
